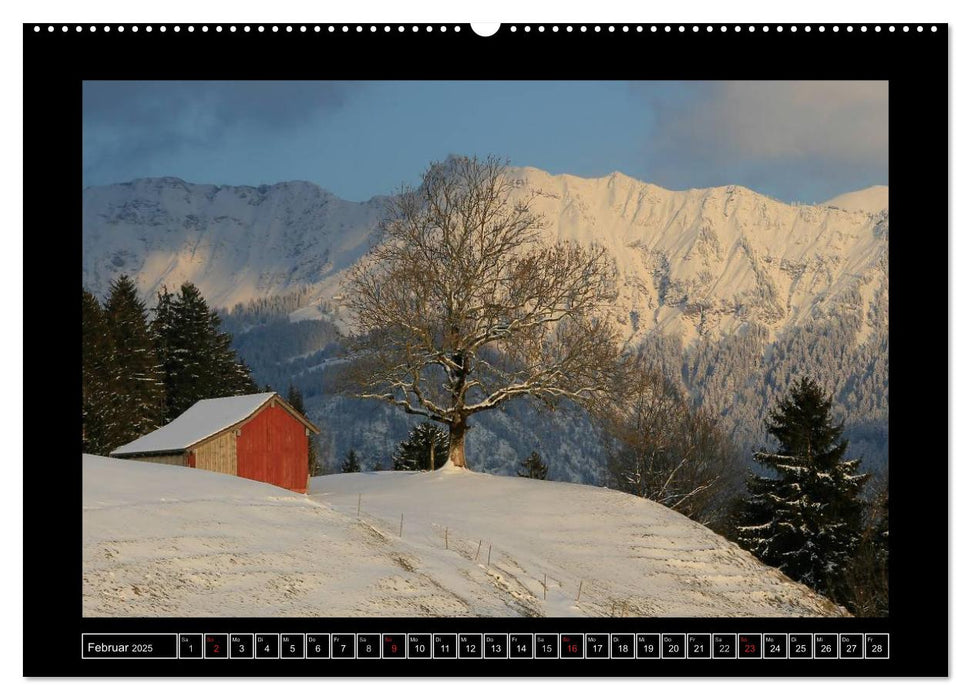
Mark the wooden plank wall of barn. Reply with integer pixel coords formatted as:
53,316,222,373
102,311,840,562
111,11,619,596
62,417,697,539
192,431,238,476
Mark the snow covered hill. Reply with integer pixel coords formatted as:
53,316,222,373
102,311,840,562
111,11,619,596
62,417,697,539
83,454,847,617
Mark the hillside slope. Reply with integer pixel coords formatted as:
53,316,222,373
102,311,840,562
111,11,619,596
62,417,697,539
83,455,846,617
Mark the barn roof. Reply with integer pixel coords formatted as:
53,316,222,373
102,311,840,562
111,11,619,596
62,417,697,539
110,392,319,456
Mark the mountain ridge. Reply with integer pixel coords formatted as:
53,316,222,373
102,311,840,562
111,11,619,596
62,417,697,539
82,168,888,347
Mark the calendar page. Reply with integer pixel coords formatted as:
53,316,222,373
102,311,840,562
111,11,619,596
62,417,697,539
23,20,946,678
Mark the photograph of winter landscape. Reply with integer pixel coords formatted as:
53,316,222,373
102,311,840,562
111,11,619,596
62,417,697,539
82,80,889,619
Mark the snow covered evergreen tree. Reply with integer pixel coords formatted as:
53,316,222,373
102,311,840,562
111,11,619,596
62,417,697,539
104,275,164,448
736,376,869,596
517,451,548,480
393,423,449,471
82,288,121,454
152,282,257,422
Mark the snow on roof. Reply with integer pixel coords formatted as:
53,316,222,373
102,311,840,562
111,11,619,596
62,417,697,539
110,393,277,456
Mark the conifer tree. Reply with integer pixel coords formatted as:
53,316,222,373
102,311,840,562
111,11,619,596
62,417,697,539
517,451,549,480
152,282,257,422
287,383,322,477
340,449,362,473
736,376,869,595
393,423,449,471
82,288,121,454
151,286,181,422
286,383,305,413
104,275,164,448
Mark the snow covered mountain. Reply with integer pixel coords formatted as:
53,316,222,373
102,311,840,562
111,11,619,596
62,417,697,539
83,171,888,348
82,177,387,312
506,168,888,346
83,454,847,617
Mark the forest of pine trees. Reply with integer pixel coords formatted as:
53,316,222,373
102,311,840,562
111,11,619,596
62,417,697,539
153,283,258,423
82,275,257,455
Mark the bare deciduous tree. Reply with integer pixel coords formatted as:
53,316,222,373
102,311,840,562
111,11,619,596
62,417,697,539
595,356,747,526
342,155,622,468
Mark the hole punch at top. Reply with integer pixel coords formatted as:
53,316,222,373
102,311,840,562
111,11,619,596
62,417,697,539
471,23,501,37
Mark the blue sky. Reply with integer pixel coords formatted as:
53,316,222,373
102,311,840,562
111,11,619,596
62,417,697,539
83,80,887,204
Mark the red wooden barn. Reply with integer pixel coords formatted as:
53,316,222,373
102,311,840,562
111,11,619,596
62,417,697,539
110,392,320,493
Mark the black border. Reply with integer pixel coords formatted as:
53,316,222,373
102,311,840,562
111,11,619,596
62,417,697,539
23,22,948,677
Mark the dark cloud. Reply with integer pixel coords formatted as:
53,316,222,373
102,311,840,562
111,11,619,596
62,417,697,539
83,81,358,184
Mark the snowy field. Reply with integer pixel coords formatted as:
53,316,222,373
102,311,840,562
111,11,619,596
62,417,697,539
82,454,847,617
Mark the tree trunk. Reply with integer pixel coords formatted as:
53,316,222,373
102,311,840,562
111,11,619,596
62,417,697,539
448,418,468,468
